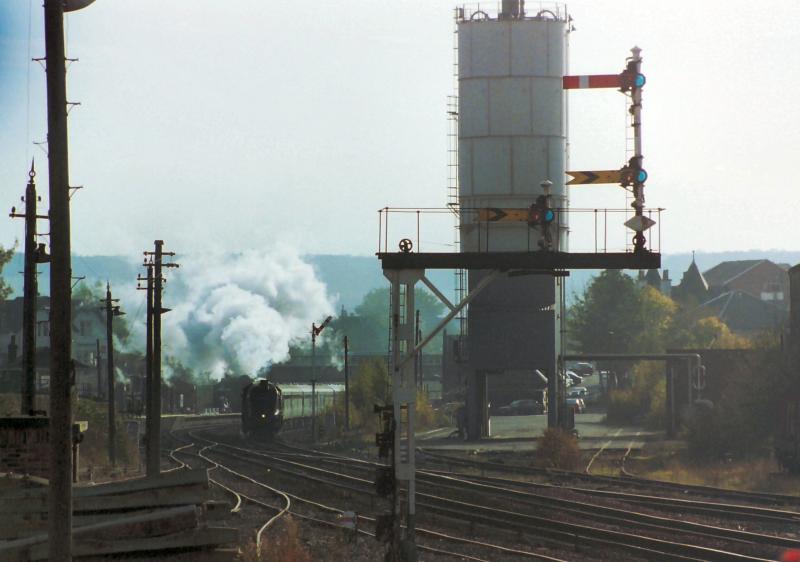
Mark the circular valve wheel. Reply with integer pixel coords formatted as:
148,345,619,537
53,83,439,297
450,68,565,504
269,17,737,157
399,238,413,253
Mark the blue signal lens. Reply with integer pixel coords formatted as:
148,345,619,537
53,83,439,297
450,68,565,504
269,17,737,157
544,209,555,222
634,74,646,87
636,169,648,183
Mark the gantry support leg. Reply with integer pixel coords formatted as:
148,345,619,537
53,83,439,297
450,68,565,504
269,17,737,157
384,268,499,561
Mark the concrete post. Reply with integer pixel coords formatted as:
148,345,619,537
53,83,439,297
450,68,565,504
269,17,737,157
44,0,73,557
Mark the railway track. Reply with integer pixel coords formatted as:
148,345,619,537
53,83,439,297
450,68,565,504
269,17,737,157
262,443,800,528
166,428,558,561
275,441,800,537
420,447,800,509
189,428,798,561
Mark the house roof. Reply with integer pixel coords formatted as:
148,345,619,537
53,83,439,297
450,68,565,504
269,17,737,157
676,259,708,297
703,260,766,288
644,268,662,288
697,290,786,333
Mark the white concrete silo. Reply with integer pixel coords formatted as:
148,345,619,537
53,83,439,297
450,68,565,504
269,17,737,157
457,4,569,251
455,2,570,437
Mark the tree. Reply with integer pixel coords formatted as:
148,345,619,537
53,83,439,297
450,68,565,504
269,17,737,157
355,287,446,331
634,286,677,353
334,286,447,354
347,357,391,428
0,244,15,299
568,270,647,354
73,281,131,343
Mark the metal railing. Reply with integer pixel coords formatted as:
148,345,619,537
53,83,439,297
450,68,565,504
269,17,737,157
456,2,568,23
376,206,664,256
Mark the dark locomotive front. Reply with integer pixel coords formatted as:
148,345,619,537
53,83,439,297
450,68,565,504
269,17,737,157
241,379,283,439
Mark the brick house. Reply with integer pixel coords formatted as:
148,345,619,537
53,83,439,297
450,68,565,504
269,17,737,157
696,259,791,334
0,296,109,398
703,259,790,309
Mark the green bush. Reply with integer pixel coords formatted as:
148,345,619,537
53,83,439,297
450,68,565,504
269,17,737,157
75,398,139,469
685,347,783,462
606,361,665,428
537,428,580,470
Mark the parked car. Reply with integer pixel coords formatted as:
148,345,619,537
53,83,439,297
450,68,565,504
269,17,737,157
568,386,588,399
496,399,545,416
566,371,583,385
570,362,594,377
566,397,586,414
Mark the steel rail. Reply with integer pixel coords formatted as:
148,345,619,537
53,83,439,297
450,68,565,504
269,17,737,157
269,444,800,527
274,453,800,548
166,430,244,513
420,456,800,525
188,432,292,559
182,430,520,562
199,433,778,562
419,448,800,508
418,470,800,550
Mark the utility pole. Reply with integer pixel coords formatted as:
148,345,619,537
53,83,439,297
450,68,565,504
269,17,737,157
42,1,95,557
344,335,350,431
9,162,49,415
44,0,71,558
137,263,155,475
416,310,423,393
101,283,124,467
95,339,101,399
142,241,178,477
310,378,317,439
413,310,420,392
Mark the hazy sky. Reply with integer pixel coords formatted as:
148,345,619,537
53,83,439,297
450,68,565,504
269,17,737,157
1,1,799,259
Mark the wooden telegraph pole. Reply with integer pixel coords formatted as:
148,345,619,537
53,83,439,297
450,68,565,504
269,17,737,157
137,263,155,475
44,0,89,558
344,335,350,431
41,1,95,557
101,284,124,467
96,339,102,399
44,0,73,558
142,241,178,477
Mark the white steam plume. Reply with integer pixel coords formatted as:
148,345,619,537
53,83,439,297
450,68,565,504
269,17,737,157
161,248,334,379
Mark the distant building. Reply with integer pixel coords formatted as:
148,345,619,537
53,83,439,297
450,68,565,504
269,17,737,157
694,290,787,335
671,257,709,305
637,269,672,297
703,259,790,309
0,295,111,399
640,257,791,335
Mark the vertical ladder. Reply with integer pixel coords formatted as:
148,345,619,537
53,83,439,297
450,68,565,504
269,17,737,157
623,90,635,252
447,12,467,341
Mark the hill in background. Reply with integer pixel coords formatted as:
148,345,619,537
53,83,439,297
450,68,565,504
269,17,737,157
3,250,799,310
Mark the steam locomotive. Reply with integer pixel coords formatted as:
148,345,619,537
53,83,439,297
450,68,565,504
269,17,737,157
240,379,344,439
